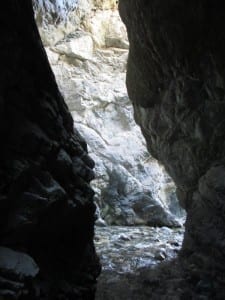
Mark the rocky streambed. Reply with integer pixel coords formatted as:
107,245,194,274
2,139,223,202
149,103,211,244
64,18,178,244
95,225,184,300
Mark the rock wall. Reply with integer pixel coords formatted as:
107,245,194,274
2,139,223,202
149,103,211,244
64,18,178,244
0,1,100,299
37,0,185,227
119,0,225,279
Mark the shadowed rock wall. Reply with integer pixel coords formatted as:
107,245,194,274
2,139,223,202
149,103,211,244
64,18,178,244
0,1,100,299
119,0,225,275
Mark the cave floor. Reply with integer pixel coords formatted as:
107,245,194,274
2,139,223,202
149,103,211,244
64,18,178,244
95,225,185,300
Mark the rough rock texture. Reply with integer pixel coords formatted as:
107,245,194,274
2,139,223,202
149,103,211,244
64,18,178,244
38,1,185,227
0,1,100,299
33,0,79,22
119,0,225,296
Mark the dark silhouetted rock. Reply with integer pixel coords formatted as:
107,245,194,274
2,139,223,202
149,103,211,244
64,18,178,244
0,0,100,299
119,0,225,297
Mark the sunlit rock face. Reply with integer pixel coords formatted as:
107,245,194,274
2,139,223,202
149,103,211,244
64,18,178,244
36,0,185,228
119,0,225,278
0,1,100,299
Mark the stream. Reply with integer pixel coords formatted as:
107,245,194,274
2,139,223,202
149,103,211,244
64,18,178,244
95,225,184,299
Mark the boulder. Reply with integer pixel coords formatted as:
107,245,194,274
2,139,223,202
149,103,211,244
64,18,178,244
53,31,94,60
0,247,39,279
84,10,128,48
0,247,39,299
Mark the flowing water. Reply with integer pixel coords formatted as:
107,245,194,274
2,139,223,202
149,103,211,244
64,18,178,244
95,225,184,299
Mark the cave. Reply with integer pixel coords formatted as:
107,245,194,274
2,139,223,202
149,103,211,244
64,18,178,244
0,0,225,300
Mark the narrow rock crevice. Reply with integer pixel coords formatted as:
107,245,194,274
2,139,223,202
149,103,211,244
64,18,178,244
3,0,222,299
34,1,186,299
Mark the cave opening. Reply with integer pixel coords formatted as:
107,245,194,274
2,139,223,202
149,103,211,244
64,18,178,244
1,1,225,299
34,1,186,298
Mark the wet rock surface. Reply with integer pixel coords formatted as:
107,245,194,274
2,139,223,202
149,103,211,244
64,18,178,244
95,225,184,300
95,226,184,274
95,225,224,300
